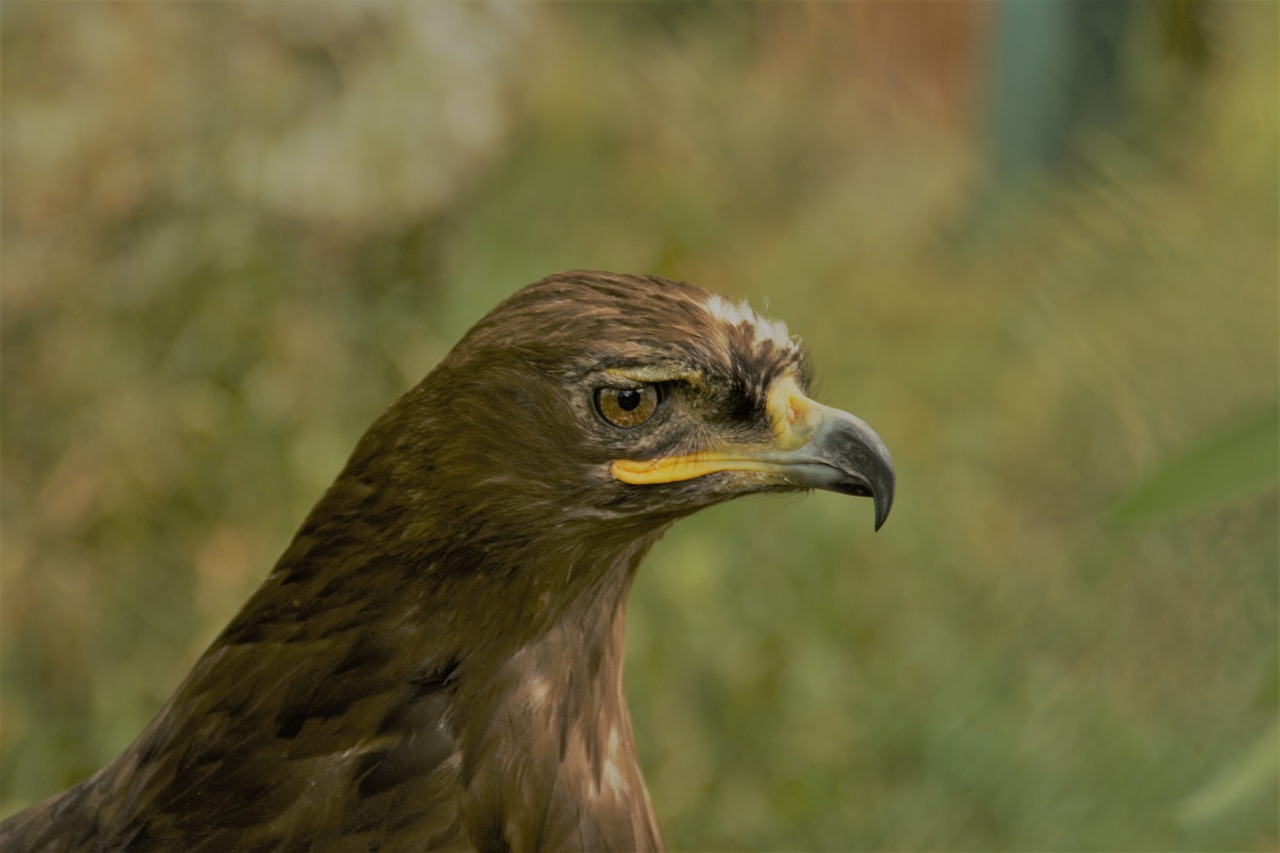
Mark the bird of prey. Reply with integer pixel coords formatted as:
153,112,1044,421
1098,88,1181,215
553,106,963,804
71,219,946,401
1,270,894,852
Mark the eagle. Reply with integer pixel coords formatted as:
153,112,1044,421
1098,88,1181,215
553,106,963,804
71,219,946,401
1,270,894,852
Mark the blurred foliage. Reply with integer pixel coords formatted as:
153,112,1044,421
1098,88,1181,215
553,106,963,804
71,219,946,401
1179,717,1280,831
1110,402,1279,525
1,2,1276,850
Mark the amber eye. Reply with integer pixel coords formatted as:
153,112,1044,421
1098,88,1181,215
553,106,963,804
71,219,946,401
594,384,662,428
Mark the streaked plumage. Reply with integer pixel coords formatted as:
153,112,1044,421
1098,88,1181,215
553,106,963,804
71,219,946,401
1,271,894,852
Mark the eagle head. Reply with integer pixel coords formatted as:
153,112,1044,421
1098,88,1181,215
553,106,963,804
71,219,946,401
368,270,894,557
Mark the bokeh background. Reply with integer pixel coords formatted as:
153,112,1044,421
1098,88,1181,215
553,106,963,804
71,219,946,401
2,2,1276,849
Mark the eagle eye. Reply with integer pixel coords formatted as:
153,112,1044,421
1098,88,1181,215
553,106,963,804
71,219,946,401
594,384,662,428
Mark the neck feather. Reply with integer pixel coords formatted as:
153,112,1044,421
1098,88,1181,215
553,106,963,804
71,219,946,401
452,534,666,852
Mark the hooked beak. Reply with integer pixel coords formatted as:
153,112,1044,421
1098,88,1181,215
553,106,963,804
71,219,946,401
611,377,895,530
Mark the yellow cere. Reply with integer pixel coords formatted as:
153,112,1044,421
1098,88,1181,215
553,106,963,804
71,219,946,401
764,375,818,449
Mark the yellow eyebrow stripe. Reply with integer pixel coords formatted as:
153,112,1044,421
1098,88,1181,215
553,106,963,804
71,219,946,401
604,366,703,386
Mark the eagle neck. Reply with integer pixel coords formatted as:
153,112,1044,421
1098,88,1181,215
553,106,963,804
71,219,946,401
454,530,666,852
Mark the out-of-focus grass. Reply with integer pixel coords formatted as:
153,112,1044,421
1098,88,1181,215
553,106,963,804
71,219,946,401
1109,402,1279,525
2,4,1275,850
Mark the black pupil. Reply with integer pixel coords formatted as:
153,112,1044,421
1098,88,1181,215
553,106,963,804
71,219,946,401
617,389,642,411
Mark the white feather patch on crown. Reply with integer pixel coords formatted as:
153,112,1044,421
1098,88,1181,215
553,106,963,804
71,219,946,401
703,293,797,353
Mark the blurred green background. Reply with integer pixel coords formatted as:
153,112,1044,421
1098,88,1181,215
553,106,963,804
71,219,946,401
2,3,1276,849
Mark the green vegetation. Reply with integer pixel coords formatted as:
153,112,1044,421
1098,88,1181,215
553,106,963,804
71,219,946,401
2,4,1275,849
